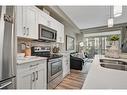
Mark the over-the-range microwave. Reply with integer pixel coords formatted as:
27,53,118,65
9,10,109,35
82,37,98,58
38,24,57,42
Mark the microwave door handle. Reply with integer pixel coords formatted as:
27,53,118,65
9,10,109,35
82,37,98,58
54,32,56,40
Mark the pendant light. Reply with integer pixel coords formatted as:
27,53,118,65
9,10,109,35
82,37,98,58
108,6,113,27
114,6,122,17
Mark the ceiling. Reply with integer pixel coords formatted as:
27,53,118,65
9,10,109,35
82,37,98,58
59,6,127,29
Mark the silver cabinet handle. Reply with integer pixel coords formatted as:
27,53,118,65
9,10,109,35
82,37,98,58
23,27,26,36
26,28,29,36
0,81,12,89
32,72,35,82
36,71,38,80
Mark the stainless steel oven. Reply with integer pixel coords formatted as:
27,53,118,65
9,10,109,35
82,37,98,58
48,57,63,89
31,46,63,89
38,24,57,42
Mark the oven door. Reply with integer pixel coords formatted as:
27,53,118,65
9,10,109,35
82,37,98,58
48,58,63,82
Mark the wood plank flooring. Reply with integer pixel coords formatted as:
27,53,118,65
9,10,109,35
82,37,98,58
55,70,87,89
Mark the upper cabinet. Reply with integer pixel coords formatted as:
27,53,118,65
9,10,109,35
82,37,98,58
15,6,64,43
15,6,38,39
37,9,64,43
38,10,57,31
56,21,64,43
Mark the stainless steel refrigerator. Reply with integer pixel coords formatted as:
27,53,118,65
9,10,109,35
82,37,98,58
0,6,16,89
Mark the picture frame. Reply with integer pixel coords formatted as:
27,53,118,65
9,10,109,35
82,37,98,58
66,35,75,51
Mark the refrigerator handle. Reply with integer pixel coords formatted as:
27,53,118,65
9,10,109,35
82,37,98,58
0,81,12,89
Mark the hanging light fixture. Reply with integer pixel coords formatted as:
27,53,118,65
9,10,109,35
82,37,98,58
108,18,113,27
108,6,113,27
114,6,122,17
79,42,84,47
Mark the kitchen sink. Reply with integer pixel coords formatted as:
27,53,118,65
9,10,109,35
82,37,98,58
100,59,127,71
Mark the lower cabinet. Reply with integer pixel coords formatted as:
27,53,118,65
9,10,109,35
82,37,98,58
17,60,47,89
17,69,33,89
35,64,47,89
62,53,70,78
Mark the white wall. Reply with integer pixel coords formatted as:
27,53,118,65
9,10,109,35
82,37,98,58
63,22,77,53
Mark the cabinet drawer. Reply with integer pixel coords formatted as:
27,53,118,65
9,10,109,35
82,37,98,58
17,60,45,73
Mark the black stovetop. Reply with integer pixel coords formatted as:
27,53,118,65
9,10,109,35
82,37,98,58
32,52,63,59
31,46,63,59
48,54,63,59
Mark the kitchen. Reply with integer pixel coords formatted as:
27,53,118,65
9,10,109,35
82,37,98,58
1,0,127,95
1,5,127,90
0,6,76,89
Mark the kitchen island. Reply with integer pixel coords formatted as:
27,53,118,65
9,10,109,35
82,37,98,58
82,55,127,89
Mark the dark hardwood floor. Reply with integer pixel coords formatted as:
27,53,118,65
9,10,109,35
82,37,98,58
55,69,87,89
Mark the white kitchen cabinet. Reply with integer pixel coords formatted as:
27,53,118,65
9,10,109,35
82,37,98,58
15,6,38,39
56,21,64,43
62,53,70,78
17,69,33,89
37,7,65,43
35,64,47,89
17,59,47,89
15,6,24,38
38,10,48,26
38,10,57,31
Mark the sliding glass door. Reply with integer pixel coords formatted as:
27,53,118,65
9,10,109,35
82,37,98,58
84,34,121,58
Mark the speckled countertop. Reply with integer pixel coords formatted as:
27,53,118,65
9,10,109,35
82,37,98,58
17,56,47,65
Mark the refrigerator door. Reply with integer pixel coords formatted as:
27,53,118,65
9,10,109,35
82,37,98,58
0,6,16,84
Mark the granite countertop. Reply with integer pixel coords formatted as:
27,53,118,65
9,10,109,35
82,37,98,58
17,56,47,65
82,55,127,89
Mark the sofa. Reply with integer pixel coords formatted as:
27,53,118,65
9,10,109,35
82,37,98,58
70,52,84,70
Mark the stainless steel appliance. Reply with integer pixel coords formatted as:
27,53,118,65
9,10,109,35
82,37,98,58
47,58,63,89
31,46,63,89
38,24,57,42
0,6,16,89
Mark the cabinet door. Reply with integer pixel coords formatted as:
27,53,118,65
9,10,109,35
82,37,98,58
35,63,47,89
35,68,46,89
56,22,64,43
38,11,48,26
66,55,70,74
26,7,38,39
62,56,68,78
48,17,57,30
62,54,70,78
15,6,25,37
17,70,32,89
17,62,38,89
60,23,64,43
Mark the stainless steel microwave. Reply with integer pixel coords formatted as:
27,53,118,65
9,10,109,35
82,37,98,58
38,24,57,42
